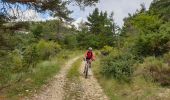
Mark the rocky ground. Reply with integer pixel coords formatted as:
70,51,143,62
79,62,108,100
24,56,108,100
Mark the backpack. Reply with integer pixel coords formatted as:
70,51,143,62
86,51,93,59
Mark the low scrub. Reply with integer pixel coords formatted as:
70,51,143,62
0,39,77,99
137,56,170,86
101,45,114,56
93,55,167,100
0,50,79,98
36,39,61,60
163,52,170,65
100,52,136,82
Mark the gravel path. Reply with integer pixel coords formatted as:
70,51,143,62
25,57,109,100
79,62,109,100
26,57,80,100
63,78,83,100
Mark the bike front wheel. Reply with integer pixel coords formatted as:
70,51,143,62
84,63,89,78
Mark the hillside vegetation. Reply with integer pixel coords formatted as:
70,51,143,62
0,0,170,99
92,0,170,99
0,19,82,98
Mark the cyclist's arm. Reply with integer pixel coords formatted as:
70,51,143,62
92,52,96,61
84,51,88,58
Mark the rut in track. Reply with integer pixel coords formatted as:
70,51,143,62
63,61,109,100
25,57,80,100
79,62,108,100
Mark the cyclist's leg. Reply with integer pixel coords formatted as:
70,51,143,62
83,59,88,73
87,59,91,68
83,63,86,73
89,60,92,68
86,59,91,76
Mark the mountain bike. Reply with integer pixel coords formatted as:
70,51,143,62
84,59,90,79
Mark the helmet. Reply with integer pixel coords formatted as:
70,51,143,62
88,47,92,51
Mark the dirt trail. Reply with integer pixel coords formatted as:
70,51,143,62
26,57,80,100
79,62,109,100
25,57,108,100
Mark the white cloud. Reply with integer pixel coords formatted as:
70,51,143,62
8,0,154,27
9,9,42,21
69,0,153,27
72,17,86,29
9,9,57,22
96,0,153,26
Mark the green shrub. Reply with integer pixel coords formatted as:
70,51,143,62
94,50,100,56
22,40,61,70
0,66,12,88
163,52,170,65
100,52,136,82
64,34,77,49
0,49,23,88
9,49,23,73
101,45,114,56
23,45,39,69
36,40,61,60
138,57,170,86
133,32,170,57
31,24,43,38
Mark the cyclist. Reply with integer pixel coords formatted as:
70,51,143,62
84,47,95,74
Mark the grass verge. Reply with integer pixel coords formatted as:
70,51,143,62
67,58,82,79
64,58,83,100
93,55,170,100
1,50,82,100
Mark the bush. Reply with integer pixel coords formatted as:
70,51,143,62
138,57,170,86
0,49,24,88
36,40,61,60
9,49,23,73
100,52,136,82
101,45,114,56
0,65,12,88
163,52,170,65
133,32,170,57
31,24,43,38
64,34,77,49
23,45,39,69
94,50,100,56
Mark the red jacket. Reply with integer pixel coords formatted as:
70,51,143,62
84,50,95,60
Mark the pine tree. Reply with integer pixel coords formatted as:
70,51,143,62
86,8,100,34
0,0,99,21
86,8,116,47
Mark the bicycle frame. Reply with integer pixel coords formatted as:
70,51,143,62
84,59,90,78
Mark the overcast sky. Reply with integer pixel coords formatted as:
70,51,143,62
70,0,153,27
9,0,153,27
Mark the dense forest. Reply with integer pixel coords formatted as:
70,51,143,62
1,0,170,99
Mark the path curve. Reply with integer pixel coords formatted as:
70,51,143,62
79,62,109,100
26,56,80,100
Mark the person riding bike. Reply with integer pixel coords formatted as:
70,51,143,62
84,47,95,69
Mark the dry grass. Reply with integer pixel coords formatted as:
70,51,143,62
93,55,170,100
